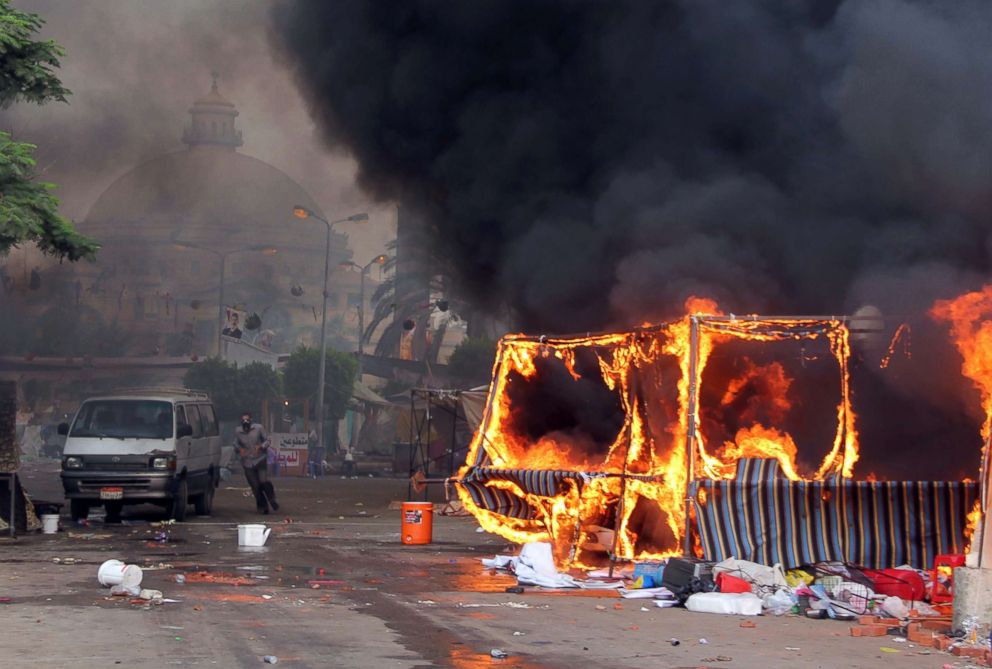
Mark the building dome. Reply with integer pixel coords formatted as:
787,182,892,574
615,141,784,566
63,80,361,357
81,79,332,252
83,147,328,250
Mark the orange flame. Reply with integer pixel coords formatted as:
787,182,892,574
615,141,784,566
964,499,982,554
457,298,860,567
931,286,992,443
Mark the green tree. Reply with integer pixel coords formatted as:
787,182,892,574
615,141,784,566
0,0,97,259
446,336,497,386
282,345,357,420
236,362,282,420
183,358,239,419
183,358,282,421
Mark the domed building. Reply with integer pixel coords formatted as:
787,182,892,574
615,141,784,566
63,80,375,357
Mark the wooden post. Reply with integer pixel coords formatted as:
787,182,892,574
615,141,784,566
981,433,992,569
682,316,700,556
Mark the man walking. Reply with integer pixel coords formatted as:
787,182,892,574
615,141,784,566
307,428,323,478
235,412,280,514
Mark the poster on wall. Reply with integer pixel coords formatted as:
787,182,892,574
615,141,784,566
222,306,246,340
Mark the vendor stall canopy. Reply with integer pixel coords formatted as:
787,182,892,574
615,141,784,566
455,291,992,569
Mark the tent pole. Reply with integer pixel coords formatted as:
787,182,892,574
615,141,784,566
407,390,416,500
683,316,700,557
424,393,433,502
609,357,639,577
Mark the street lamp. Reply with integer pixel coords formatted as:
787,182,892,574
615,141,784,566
340,253,387,449
291,205,368,454
339,253,388,378
173,241,277,356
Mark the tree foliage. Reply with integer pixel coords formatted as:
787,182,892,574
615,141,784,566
0,0,69,108
0,0,97,260
282,345,357,420
183,358,281,422
446,336,497,387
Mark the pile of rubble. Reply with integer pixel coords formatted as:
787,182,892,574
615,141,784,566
484,543,992,665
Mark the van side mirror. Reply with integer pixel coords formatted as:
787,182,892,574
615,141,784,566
177,423,193,438
57,422,69,436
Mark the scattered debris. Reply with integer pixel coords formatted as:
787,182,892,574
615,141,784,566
182,572,256,586
262,656,278,664
490,649,509,659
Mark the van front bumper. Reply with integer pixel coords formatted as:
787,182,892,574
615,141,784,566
61,470,176,501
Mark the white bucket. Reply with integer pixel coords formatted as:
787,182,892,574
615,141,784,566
97,559,143,589
237,524,271,547
41,514,59,534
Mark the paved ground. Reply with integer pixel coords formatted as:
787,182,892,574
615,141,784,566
0,461,967,668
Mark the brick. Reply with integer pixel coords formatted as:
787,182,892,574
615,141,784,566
933,635,955,651
907,628,935,647
850,625,888,637
952,646,986,659
858,615,879,625
918,619,952,633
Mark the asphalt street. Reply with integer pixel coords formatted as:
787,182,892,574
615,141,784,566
0,461,954,668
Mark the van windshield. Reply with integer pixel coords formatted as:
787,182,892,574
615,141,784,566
70,400,173,439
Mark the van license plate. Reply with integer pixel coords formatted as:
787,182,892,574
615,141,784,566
100,487,124,500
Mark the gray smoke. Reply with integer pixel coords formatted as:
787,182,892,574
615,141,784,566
0,0,381,226
271,0,992,332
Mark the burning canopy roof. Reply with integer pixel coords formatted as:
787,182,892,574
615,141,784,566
456,300,859,566
457,293,990,567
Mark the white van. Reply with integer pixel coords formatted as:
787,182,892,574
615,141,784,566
59,388,222,522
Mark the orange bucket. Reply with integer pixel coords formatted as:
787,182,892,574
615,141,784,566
401,501,434,544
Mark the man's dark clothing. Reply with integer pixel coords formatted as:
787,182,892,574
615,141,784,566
244,459,277,513
235,422,278,512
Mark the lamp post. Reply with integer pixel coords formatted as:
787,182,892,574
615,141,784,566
339,254,387,450
339,253,388,380
173,241,277,357
291,205,368,453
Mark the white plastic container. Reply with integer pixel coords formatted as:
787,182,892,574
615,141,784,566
97,559,144,589
41,514,59,534
238,524,271,547
685,591,763,616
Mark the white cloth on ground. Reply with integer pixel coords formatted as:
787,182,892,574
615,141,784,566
481,542,624,589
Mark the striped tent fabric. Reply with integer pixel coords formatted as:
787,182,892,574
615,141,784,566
690,459,979,569
458,466,663,521
844,480,977,568
459,467,589,520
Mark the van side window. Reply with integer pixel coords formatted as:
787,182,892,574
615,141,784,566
199,404,219,436
184,405,203,438
175,405,188,432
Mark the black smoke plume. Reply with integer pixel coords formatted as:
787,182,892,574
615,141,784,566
272,0,992,332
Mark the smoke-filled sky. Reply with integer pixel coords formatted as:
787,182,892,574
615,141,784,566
0,0,394,266
271,0,992,333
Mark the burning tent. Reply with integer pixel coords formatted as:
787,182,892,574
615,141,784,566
455,298,984,569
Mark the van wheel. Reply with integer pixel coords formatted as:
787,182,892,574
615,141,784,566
170,478,188,522
194,484,214,516
70,500,89,521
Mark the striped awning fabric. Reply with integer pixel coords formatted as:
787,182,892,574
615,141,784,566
690,459,978,569
459,466,664,521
